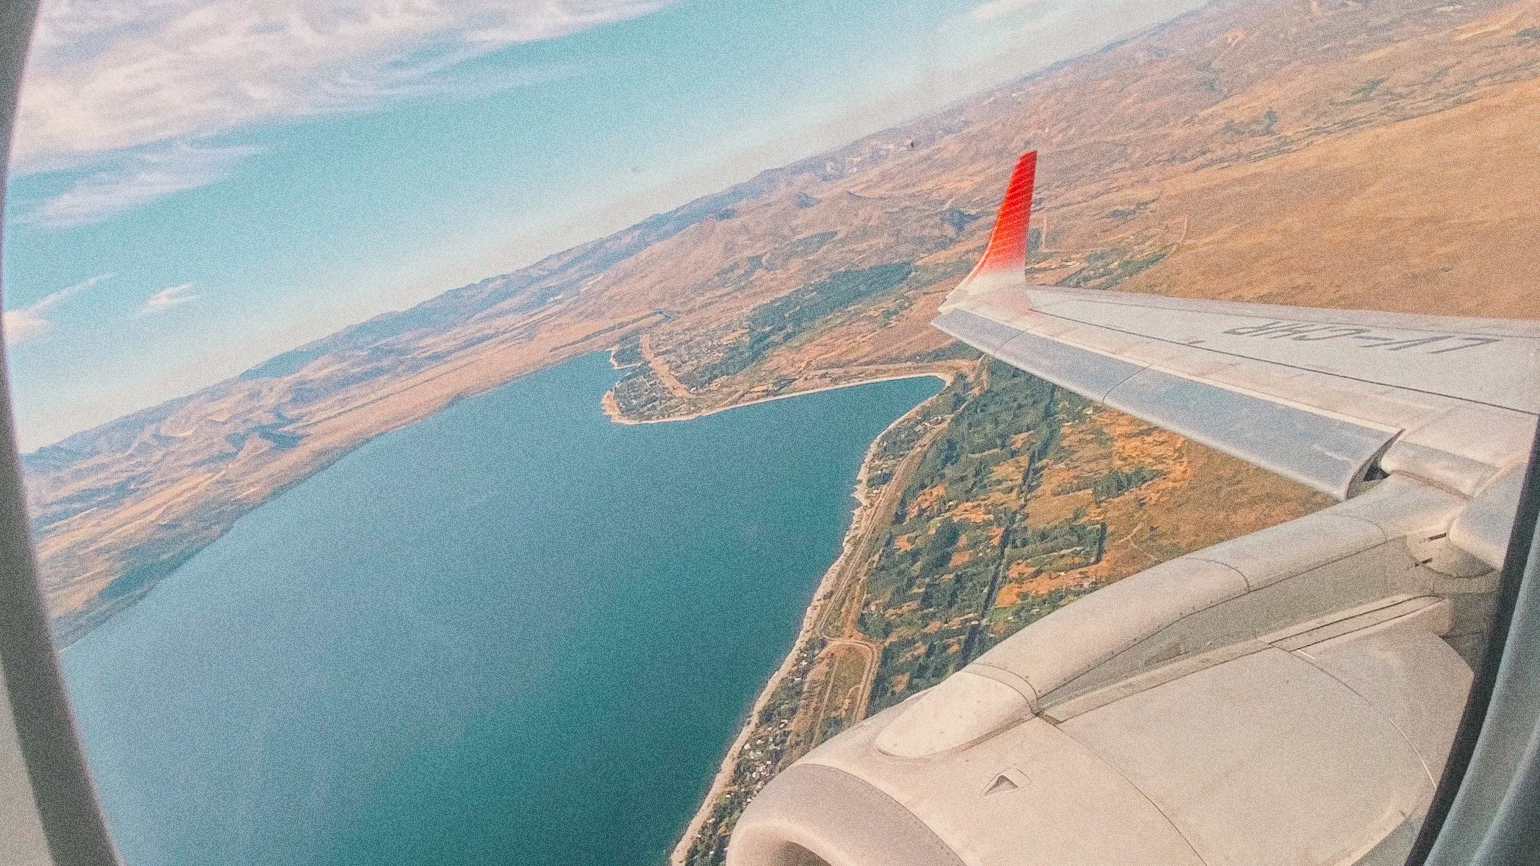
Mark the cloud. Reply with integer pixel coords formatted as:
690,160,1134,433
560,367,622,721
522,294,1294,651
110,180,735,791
2,311,50,345
15,0,677,174
2,273,114,345
26,142,262,228
970,0,1049,21
141,283,200,313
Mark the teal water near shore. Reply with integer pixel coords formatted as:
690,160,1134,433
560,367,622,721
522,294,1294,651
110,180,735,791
60,353,938,866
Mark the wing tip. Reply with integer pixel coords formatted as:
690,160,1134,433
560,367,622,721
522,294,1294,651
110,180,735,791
972,150,1037,277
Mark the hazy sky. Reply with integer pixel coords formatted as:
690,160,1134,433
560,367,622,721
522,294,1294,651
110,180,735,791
2,0,1203,450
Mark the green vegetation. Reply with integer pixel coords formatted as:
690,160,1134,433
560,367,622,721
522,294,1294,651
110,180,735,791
609,335,643,368
987,586,1082,637
609,361,673,417
907,340,983,364
762,230,838,270
1220,108,1280,138
1009,517,1107,573
1062,245,1174,290
941,207,981,234
865,375,970,490
851,360,1166,711
859,362,1070,710
255,428,304,449
1350,77,1387,100
683,262,916,386
1058,465,1162,502
1094,466,1161,501
609,259,926,420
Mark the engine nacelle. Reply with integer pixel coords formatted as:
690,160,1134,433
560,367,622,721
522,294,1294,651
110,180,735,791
728,477,1484,866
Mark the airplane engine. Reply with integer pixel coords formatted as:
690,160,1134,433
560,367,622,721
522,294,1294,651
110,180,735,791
727,476,1489,866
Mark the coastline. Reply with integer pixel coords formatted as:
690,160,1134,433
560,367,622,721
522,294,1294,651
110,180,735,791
601,371,952,428
663,378,951,866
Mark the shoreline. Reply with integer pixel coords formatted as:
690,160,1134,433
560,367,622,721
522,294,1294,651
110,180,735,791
602,371,952,428
663,378,951,866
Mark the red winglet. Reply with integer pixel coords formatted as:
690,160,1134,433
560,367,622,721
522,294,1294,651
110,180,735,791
972,151,1037,277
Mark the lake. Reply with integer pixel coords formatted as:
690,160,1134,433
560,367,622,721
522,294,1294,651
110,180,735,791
60,353,939,866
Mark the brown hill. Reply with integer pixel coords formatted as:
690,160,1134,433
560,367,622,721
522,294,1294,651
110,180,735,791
25,0,1540,644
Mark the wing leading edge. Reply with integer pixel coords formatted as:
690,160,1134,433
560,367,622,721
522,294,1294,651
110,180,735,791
937,152,1540,565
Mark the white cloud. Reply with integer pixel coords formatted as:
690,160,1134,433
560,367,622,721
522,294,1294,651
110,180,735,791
970,0,1048,22
2,273,114,345
16,0,677,175
2,310,51,345
27,142,262,228
141,282,200,313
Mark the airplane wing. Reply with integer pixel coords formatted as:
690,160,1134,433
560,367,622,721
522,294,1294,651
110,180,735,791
728,153,1540,866
935,152,1540,566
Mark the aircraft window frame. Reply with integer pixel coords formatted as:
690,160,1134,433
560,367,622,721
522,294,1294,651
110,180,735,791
0,2,1539,865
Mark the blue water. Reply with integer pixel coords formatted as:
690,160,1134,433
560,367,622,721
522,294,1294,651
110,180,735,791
60,354,937,866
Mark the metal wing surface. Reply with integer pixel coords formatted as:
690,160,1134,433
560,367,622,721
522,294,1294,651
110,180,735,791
727,153,1540,866
937,152,1540,564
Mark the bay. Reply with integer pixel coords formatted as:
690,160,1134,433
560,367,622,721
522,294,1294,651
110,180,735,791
60,353,939,866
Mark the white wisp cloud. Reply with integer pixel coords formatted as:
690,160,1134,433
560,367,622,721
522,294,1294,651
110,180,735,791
28,142,263,228
2,273,114,345
15,0,677,212
141,282,200,313
970,0,1049,21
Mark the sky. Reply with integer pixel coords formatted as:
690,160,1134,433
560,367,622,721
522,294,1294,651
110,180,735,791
1,0,1204,450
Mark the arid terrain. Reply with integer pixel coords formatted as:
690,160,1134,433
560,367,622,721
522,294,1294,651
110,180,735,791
28,0,1540,646
18,7,1540,847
